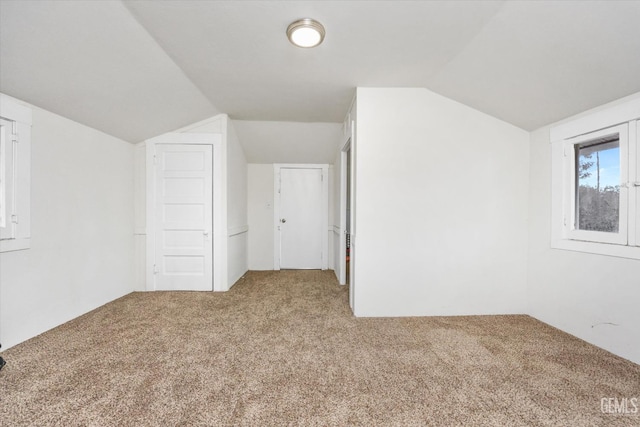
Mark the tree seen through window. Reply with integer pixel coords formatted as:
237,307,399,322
575,136,620,233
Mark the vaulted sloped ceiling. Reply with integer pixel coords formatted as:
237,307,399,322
1,1,640,158
123,0,504,124
0,0,217,143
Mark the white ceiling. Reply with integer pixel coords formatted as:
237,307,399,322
1,1,640,162
0,0,217,143
234,121,342,164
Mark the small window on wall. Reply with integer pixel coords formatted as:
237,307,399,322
551,97,639,259
0,94,31,253
574,134,620,232
565,124,628,245
0,118,11,230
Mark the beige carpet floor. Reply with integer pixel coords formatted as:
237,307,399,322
1,270,638,426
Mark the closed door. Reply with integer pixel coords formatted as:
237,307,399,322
279,168,323,269
154,144,213,290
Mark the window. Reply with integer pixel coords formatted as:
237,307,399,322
565,124,628,245
0,94,31,253
575,134,620,233
0,118,11,231
551,97,640,259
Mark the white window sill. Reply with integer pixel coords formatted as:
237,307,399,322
551,238,640,260
0,238,30,253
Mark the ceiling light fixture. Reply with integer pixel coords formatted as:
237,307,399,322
287,18,325,48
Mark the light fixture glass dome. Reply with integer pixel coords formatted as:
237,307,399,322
287,18,325,48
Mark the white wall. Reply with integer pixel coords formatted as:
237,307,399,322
225,120,248,286
0,100,135,349
331,149,342,282
247,164,274,270
328,164,337,273
352,87,530,317
234,120,342,164
527,96,640,364
133,142,146,291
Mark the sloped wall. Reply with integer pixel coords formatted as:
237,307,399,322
0,97,135,349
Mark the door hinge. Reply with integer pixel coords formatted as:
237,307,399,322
153,264,159,275
153,154,158,165
11,214,18,224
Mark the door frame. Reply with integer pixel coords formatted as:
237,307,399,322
338,139,350,285
145,133,224,291
273,163,329,270
339,117,356,310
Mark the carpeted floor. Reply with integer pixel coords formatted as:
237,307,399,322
1,270,638,426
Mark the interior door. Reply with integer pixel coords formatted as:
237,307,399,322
279,168,323,269
154,144,213,291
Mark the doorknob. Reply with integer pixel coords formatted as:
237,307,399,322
280,218,286,223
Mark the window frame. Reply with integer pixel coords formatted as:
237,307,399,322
0,119,7,229
633,120,640,247
563,123,628,245
551,97,640,260
0,94,32,253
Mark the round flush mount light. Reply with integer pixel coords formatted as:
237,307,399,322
287,18,325,48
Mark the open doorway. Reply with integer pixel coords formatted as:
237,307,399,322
345,145,352,286
339,138,355,310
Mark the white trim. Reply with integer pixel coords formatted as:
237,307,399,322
551,97,640,141
273,163,329,270
348,115,357,309
273,167,279,270
145,142,155,291
551,239,640,260
629,120,638,247
146,132,219,146
172,114,226,133
0,119,7,229
0,239,29,252
338,137,351,285
228,225,248,237
0,95,31,253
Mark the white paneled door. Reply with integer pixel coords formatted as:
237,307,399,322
279,168,323,269
154,144,213,290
